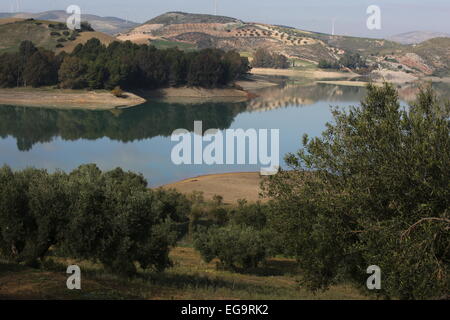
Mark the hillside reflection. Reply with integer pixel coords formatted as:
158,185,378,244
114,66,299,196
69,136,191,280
4,81,447,152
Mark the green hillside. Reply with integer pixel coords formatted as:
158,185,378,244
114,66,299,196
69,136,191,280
0,18,115,53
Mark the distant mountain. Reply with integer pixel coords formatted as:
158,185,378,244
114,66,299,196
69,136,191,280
145,11,242,25
0,10,138,35
389,31,450,44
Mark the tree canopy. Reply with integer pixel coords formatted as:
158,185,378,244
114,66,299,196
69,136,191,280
0,39,251,90
262,83,449,299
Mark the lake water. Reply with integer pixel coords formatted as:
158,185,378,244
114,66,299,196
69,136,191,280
0,82,372,186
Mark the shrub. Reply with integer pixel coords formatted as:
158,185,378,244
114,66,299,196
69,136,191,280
111,86,125,98
318,59,340,69
194,225,267,269
252,48,289,69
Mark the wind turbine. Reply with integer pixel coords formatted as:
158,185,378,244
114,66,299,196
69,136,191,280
214,0,218,16
332,18,336,36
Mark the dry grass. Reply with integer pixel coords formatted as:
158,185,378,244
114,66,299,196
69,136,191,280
57,31,116,53
0,247,369,300
161,172,265,204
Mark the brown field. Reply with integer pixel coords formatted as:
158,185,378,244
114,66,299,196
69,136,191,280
161,172,265,204
57,31,117,53
0,18,24,25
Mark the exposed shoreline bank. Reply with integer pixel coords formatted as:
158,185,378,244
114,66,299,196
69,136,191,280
0,88,146,110
159,172,265,204
0,75,279,109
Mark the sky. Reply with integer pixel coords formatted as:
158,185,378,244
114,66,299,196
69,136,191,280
1,0,449,38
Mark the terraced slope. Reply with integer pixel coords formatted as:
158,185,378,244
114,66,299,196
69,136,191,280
119,12,450,77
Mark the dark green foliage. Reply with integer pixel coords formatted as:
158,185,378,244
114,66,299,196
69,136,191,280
194,225,267,269
339,52,367,69
58,56,88,89
0,164,190,276
252,48,290,69
23,50,59,87
0,39,249,90
229,201,268,231
262,84,450,299
0,41,60,88
78,21,94,32
318,59,340,69
0,167,70,266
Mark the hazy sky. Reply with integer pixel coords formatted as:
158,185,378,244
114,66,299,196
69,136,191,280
1,0,449,37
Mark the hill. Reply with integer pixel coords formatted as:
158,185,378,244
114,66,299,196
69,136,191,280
145,11,242,25
389,31,450,44
118,12,450,77
0,18,116,53
0,10,138,35
118,12,403,63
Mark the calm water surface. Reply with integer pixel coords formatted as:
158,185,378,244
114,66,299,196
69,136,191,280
0,83,371,186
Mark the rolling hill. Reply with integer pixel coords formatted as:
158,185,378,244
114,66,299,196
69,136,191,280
1,11,449,78
0,18,116,53
389,31,450,45
118,12,405,64
0,10,138,35
118,12,450,77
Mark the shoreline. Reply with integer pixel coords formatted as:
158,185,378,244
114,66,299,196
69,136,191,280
0,88,146,110
0,75,278,109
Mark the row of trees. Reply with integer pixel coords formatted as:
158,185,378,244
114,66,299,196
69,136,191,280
252,48,290,69
0,164,190,275
0,39,251,90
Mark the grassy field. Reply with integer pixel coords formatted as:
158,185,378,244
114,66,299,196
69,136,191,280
149,39,197,51
0,246,368,300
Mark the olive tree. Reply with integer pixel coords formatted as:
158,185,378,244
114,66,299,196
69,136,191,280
263,84,449,299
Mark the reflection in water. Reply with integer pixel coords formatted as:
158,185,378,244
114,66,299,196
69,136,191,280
247,83,366,111
0,101,247,151
1,81,447,186
0,84,368,152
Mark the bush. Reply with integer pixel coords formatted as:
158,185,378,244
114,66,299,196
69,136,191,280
318,59,340,69
339,52,367,69
252,48,290,69
263,83,450,299
194,225,267,269
111,86,125,98
229,200,268,230
0,164,190,276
